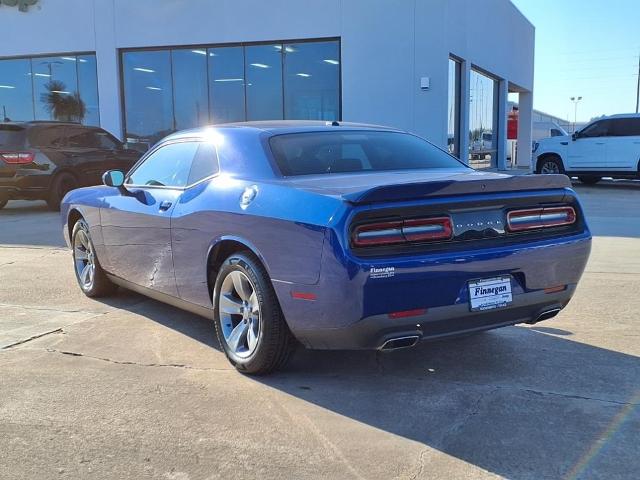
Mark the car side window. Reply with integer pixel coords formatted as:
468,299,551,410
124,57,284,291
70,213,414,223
27,126,67,147
579,121,609,138
127,141,199,188
187,142,219,185
550,129,563,137
608,118,640,137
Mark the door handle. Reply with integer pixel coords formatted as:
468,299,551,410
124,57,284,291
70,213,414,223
595,142,605,145
159,200,172,211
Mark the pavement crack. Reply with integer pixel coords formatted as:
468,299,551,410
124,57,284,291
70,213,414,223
45,348,231,372
2,328,64,349
0,303,99,315
406,447,430,480
521,388,638,406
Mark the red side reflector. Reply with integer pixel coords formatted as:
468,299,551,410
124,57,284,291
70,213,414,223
388,308,427,319
291,291,317,301
0,151,35,165
544,285,566,294
507,206,576,232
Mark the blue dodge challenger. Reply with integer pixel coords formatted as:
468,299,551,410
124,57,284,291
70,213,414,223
61,121,591,374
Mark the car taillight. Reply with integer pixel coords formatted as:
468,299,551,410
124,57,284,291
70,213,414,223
352,217,452,247
0,151,35,165
507,206,576,232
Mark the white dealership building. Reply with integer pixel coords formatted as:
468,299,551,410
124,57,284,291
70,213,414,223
0,0,534,170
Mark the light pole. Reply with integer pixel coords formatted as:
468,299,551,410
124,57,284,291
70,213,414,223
570,96,582,133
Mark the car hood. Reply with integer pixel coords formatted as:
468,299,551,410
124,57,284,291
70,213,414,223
280,169,571,204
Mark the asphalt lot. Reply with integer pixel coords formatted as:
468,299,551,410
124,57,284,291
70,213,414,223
0,181,639,479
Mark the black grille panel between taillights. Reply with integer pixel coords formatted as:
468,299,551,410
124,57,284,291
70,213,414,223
349,197,584,256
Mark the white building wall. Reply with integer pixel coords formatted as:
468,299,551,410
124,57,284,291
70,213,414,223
0,0,534,168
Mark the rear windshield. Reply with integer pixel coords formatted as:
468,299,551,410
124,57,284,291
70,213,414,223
269,131,464,176
0,125,26,147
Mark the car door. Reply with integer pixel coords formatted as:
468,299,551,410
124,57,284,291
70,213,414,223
605,118,640,171
100,140,200,297
62,126,110,186
566,120,608,171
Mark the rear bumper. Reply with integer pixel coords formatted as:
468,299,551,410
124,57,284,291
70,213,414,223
292,286,573,350
273,230,591,350
0,173,50,200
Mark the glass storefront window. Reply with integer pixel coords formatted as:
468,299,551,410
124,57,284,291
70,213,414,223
77,55,100,126
209,46,246,124
121,39,341,148
469,68,498,169
283,41,340,121
172,49,209,130
122,50,174,148
0,58,33,122
245,44,283,121
447,58,461,157
0,54,99,126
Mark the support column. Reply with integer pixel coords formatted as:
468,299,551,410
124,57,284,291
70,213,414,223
459,61,471,165
94,0,123,140
496,79,508,171
517,90,533,169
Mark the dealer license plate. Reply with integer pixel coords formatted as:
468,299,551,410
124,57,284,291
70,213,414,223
468,276,513,312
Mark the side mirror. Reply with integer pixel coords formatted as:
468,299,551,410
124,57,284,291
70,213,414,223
571,132,578,141
102,170,125,188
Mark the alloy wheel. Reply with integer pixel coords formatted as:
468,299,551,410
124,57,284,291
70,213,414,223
219,270,261,358
540,161,560,174
73,229,95,290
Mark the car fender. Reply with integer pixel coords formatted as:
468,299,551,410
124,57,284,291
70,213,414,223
206,234,272,277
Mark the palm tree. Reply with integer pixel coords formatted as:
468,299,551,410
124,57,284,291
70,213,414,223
40,80,86,122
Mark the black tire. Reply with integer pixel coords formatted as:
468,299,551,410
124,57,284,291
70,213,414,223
536,155,565,175
47,172,77,211
212,251,293,375
0,199,7,210
71,219,117,297
578,176,602,185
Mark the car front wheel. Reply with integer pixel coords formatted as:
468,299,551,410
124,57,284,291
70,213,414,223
71,219,117,297
213,251,293,375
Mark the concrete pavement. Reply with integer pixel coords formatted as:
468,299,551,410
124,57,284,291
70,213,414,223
0,184,639,479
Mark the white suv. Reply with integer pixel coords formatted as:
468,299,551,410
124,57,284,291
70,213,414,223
534,113,640,184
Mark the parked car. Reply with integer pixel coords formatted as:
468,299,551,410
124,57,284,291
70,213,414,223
469,131,493,160
534,113,640,184
61,121,592,374
0,121,141,210
532,121,567,143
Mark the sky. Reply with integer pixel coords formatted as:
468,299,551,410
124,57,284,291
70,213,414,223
511,0,640,123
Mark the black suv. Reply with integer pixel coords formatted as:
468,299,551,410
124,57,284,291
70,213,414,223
0,122,141,210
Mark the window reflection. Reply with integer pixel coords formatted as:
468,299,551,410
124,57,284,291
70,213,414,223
209,46,245,124
0,58,33,121
172,49,209,130
33,56,80,122
447,58,461,157
245,44,283,121
77,55,100,126
121,39,341,146
122,50,174,149
0,54,99,125
283,41,339,121
469,69,497,169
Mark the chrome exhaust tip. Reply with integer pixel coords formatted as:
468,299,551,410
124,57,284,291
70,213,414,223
527,308,562,324
379,335,420,351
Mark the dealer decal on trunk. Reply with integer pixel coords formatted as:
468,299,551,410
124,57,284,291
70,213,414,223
370,266,395,279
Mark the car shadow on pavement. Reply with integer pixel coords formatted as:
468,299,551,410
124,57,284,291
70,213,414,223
94,291,639,478
0,201,66,248
257,327,640,479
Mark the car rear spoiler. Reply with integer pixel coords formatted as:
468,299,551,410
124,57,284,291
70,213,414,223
342,174,572,204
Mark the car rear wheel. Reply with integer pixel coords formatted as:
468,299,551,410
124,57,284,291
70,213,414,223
213,251,293,375
72,219,117,297
47,172,77,211
537,156,565,175
578,176,602,185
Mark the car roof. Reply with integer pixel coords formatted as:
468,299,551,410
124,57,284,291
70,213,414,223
163,120,405,142
595,113,640,120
